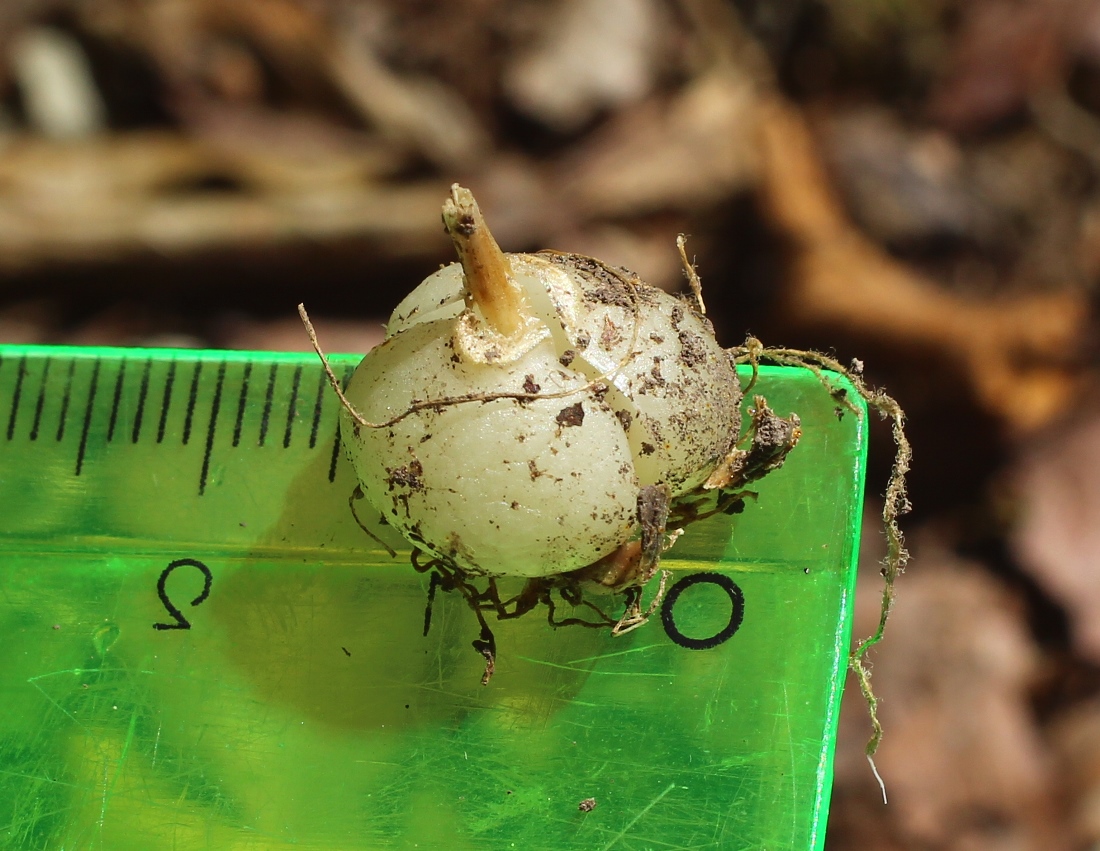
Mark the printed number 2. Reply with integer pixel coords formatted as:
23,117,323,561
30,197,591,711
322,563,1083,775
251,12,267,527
153,558,213,630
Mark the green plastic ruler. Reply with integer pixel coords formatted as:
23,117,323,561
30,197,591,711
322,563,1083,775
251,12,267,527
0,344,866,851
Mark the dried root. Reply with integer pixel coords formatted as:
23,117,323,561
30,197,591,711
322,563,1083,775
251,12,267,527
412,548,658,684
733,337,912,758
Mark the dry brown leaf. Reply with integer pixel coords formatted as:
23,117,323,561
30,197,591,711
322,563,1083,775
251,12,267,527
928,0,1075,132
557,68,760,217
1012,405,1100,663
756,99,1087,434
832,535,1062,849
503,0,666,132
1049,699,1100,846
79,0,488,169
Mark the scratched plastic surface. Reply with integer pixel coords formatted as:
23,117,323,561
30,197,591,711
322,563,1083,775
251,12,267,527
0,346,866,850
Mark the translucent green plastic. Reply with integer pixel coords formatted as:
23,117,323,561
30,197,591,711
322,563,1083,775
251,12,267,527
0,345,867,850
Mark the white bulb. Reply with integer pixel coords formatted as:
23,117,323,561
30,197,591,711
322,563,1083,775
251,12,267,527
342,250,740,578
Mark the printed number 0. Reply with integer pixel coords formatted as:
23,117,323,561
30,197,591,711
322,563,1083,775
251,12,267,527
660,572,744,650
153,558,213,630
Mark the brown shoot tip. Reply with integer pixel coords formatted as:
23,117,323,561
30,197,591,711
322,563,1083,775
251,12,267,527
442,184,531,339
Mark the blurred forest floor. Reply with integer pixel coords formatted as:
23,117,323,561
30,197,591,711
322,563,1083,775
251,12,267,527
3,0,1100,848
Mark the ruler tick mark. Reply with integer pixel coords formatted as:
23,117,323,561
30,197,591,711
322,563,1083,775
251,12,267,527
309,366,326,448
327,366,354,483
55,359,76,442
6,355,27,440
157,360,176,444
199,362,227,495
283,365,303,448
75,359,102,475
107,360,126,442
183,362,203,445
132,358,152,443
233,361,252,447
328,427,343,483
259,363,278,446
30,358,51,441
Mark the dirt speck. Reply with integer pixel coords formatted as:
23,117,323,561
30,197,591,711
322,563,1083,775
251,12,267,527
556,402,585,428
386,459,424,491
677,329,707,367
600,315,622,350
